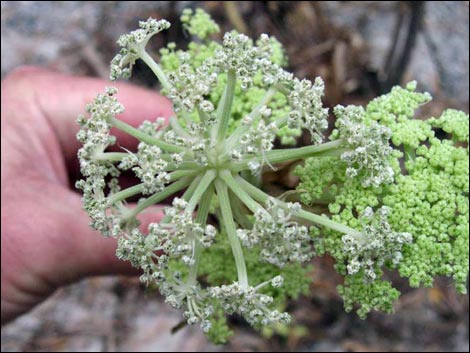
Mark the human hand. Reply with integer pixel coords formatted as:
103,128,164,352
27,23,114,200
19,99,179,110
1,67,172,324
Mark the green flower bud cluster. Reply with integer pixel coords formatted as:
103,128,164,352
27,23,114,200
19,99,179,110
297,83,469,317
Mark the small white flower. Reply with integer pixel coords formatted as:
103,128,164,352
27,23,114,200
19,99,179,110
342,207,412,282
334,105,394,187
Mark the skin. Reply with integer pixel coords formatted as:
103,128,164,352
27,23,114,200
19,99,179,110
1,67,173,324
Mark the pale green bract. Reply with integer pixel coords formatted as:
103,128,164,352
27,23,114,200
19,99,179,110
76,9,468,343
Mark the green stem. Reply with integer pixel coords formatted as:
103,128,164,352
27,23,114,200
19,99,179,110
231,139,345,172
158,174,203,225
260,139,344,163
219,170,261,214
169,116,191,139
186,170,216,213
109,168,193,206
273,114,288,128
214,70,237,144
165,161,202,171
169,169,200,180
140,51,195,126
108,184,143,204
94,152,128,162
140,50,171,91
196,107,213,140
296,209,361,236
183,174,203,201
95,153,199,171
188,187,213,284
214,178,249,288
110,117,185,153
235,175,361,237
227,86,278,149
196,106,210,125
404,144,416,162
230,191,253,229
128,176,194,218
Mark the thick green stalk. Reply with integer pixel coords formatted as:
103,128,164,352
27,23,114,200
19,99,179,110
139,50,171,91
95,153,200,171
273,114,288,128
214,70,237,144
169,169,200,180
181,174,203,201
219,170,261,214
158,174,204,225
139,51,194,126
295,209,362,237
214,178,249,288
196,107,212,139
235,175,362,237
110,117,185,153
230,191,253,229
108,170,195,205
108,184,144,205
186,170,216,213
196,107,210,125
230,139,346,172
94,152,128,162
165,162,203,172
128,176,194,218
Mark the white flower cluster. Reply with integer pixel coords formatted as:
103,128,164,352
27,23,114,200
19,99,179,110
79,12,417,337
122,142,171,195
76,87,124,235
287,77,329,144
159,275,214,332
138,118,167,136
166,52,218,113
213,32,273,89
116,198,216,332
334,105,394,187
209,278,290,326
163,124,210,166
116,228,161,282
342,206,412,281
110,18,171,80
237,198,314,267
235,119,278,173
150,198,217,266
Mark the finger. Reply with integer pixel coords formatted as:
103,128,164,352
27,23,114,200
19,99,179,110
2,181,167,289
63,192,167,280
2,66,173,162
1,181,166,324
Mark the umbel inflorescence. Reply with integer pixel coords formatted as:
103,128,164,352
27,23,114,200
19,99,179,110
77,9,469,343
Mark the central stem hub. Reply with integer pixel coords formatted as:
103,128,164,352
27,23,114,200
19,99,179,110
207,143,228,170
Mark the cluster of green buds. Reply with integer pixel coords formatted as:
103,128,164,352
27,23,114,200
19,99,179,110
77,10,413,336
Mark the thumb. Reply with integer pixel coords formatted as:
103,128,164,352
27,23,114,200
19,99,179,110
1,181,166,324
64,192,166,280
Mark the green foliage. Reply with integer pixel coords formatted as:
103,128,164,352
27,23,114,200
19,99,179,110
199,232,313,301
338,275,400,319
205,307,234,345
297,83,469,316
196,231,312,342
181,8,220,39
